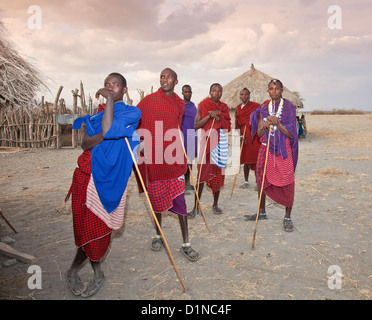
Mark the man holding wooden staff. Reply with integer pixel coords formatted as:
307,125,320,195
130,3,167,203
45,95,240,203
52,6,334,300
245,79,298,232
188,83,231,217
136,68,200,262
234,87,261,189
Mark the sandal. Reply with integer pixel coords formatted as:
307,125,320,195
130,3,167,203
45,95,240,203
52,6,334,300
244,213,267,221
81,274,105,298
180,246,200,262
66,273,86,296
283,218,294,232
239,182,249,189
212,206,223,215
187,208,199,219
151,237,164,252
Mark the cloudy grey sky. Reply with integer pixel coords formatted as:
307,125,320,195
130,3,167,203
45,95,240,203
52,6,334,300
1,0,371,111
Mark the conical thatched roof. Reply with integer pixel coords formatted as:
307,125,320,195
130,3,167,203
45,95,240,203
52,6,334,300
221,64,304,109
0,22,48,110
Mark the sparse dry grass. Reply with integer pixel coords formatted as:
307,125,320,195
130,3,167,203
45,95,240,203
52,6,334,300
310,109,365,115
315,167,349,177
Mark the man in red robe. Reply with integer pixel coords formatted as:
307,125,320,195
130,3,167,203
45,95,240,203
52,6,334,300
235,88,261,189
136,68,199,262
188,83,231,217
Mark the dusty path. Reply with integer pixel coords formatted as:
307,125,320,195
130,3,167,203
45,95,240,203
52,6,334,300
0,114,371,300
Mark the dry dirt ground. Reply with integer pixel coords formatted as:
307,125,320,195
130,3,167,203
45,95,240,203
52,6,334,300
0,114,371,301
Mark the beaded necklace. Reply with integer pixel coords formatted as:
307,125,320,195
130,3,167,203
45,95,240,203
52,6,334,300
269,98,284,117
268,98,283,168
268,98,283,132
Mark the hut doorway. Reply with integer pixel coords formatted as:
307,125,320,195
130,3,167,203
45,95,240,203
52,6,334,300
60,124,73,147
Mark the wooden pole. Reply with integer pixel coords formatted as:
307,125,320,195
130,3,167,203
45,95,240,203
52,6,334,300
177,127,210,233
0,242,35,263
195,119,215,211
72,89,79,148
0,209,17,233
80,81,87,114
252,126,272,250
230,125,247,199
53,86,63,148
124,138,187,293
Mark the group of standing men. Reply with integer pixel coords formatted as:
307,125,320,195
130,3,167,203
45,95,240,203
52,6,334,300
65,68,298,297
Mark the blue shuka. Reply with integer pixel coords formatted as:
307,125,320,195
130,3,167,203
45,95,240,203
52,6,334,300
73,101,141,214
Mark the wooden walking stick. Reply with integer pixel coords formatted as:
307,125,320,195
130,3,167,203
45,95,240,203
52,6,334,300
251,125,272,250
0,209,17,233
124,138,187,293
230,125,247,199
177,127,210,233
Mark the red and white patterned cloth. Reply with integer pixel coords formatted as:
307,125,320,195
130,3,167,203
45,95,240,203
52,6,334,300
66,150,112,262
86,174,127,230
256,139,295,207
266,139,295,187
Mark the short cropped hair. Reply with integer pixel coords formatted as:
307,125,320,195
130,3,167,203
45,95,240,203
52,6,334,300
268,79,283,88
241,87,250,93
108,72,127,87
210,83,222,92
162,68,178,80
182,84,192,91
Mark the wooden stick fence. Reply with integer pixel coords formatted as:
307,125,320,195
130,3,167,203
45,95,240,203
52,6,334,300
0,84,90,148
1,83,175,149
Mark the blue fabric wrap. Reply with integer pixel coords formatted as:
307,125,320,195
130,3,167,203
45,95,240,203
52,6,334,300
73,101,141,213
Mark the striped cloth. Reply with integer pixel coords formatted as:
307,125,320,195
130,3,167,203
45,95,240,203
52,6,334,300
256,135,295,207
211,129,228,168
266,138,294,186
86,174,128,230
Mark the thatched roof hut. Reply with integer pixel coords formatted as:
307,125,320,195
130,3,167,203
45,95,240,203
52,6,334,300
0,22,47,110
221,64,304,109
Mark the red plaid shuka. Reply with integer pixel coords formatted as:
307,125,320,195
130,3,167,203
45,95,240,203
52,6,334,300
137,88,187,183
147,178,185,214
196,97,230,194
197,97,231,155
135,88,188,213
196,161,225,194
66,150,112,262
205,166,225,194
